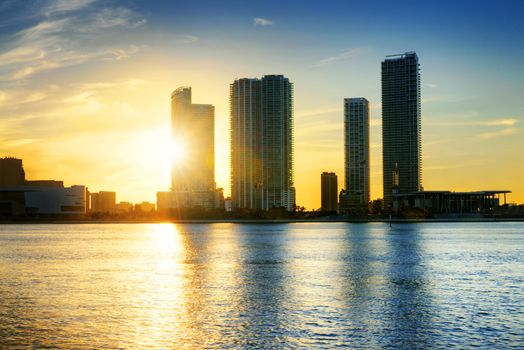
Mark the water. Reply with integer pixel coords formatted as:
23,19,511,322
0,222,523,349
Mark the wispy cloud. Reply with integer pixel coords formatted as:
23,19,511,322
428,118,519,127
0,2,145,81
253,17,274,26
425,161,485,171
312,48,365,67
295,105,341,118
172,34,199,44
0,91,10,105
44,0,97,16
77,78,148,91
78,7,147,31
424,83,438,88
478,127,518,140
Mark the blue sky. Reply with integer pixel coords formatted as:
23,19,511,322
0,0,523,208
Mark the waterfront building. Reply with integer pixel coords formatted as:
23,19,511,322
170,87,217,210
321,172,338,212
382,52,422,204
230,75,295,211
392,190,511,217
90,191,116,213
24,185,87,215
134,201,155,212
343,98,370,210
115,201,133,213
0,158,87,216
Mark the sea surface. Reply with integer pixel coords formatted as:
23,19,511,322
0,222,523,349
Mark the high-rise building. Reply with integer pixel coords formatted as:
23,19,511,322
344,98,370,208
230,78,262,210
230,75,295,211
381,52,422,204
170,87,216,209
321,172,338,212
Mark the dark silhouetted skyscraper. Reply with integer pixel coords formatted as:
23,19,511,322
230,75,295,211
381,52,422,204
321,172,338,212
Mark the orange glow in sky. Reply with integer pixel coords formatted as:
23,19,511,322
0,1,522,209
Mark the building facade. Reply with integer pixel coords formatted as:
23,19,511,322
382,52,422,205
344,98,370,209
321,172,338,212
0,158,87,216
90,191,116,213
0,157,25,187
170,87,216,210
230,75,295,211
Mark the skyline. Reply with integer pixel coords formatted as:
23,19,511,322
1,0,523,209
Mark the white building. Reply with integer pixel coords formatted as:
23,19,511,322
24,185,87,215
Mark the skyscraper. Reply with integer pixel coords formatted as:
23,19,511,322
381,52,422,204
171,87,216,209
321,172,338,212
344,98,370,208
230,75,295,211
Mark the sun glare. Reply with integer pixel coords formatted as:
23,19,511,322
171,138,186,167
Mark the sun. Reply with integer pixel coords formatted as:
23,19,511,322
171,137,186,167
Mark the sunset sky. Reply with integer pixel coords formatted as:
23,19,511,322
1,0,523,209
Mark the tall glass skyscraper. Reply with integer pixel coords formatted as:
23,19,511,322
230,75,295,211
381,52,422,204
171,87,215,208
344,98,370,207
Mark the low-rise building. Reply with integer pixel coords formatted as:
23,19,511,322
115,201,133,213
392,190,511,217
90,191,116,213
135,201,155,212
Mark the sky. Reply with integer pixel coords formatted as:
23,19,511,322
0,0,523,209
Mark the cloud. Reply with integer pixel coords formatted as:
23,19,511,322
478,128,518,140
428,118,519,127
0,91,10,104
478,118,518,126
21,92,47,104
422,95,471,104
172,35,199,44
0,45,48,67
44,0,97,16
253,17,274,26
104,45,140,61
77,78,148,91
312,48,365,67
424,161,485,171
0,3,145,81
424,83,438,88
295,105,341,118
4,138,41,147
78,7,147,31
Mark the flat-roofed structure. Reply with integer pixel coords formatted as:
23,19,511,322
321,172,338,212
392,190,511,216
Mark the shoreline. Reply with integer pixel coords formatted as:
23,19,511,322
1,217,524,224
